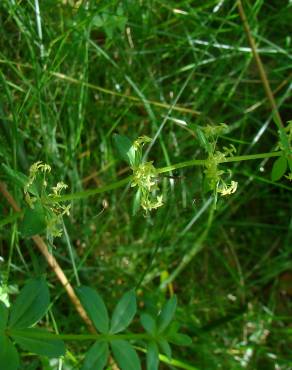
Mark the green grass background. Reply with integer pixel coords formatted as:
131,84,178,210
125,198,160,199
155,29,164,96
0,0,291,369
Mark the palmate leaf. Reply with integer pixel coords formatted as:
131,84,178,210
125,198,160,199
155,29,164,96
0,335,19,370
8,277,50,329
77,286,109,333
82,341,109,370
11,328,65,358
111,340,141,370
110,290,136,334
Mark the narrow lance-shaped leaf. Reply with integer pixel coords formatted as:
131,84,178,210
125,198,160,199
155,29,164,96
11,328,65,358
0,335,19,370
77,286,109,333
147,341,159,370
271,156,287,182
2,164,38,195
110,290,136,333
111,340,141,370
157,295,177,333
113,134,136,167
158,338,172,360
0,301,8,332
82,341,109,370
9,277,50,329
140,313,156,334
168,333,192,346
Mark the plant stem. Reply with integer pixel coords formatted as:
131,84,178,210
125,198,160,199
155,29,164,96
47,151,282,203
9,329,150,342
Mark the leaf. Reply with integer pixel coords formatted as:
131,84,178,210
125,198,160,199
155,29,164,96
168,333,192,346
12,328,65,358
157,338,172,360
77,286,109,333
20,202,47,237
271,156,287,182
111,340,141,370
2,164,38,195
0,335,19,370
195,127,212,153
157,296,177,333
113,134,136,167
140,313,156,334
110,290,136,333
9,277,50,329
146,341,159,370
82,341,109,370
0,301,8,331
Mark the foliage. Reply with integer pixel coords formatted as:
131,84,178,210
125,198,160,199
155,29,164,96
0,0,291,369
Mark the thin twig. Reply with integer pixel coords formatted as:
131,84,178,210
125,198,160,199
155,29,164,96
237,0,284,128
0,182,96,333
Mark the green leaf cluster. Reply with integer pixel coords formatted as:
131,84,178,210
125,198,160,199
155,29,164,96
78,288,191,370
0,278,65,370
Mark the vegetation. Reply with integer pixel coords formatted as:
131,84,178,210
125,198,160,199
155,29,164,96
0,1,291,369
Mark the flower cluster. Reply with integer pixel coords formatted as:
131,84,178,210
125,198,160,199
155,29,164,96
130,136,163,212
24,161,70,240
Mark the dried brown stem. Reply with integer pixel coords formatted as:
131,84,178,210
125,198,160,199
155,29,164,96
0,181,96,333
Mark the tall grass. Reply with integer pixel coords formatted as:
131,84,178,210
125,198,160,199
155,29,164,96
0,0,291,369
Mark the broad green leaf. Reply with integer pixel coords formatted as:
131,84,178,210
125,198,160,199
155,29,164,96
20,202,47,237
140,313,156,334
77,286,109,333
12,328,65,358
110,290,136,333
157,296,177,333
168,333,192,346
113,134,136,167
9,277,49,329
158,338,172,360
82,341,109,370
146,341,159,370
0,335,19,370
271,156,287,182
111,340,141,370
0,301,8,331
